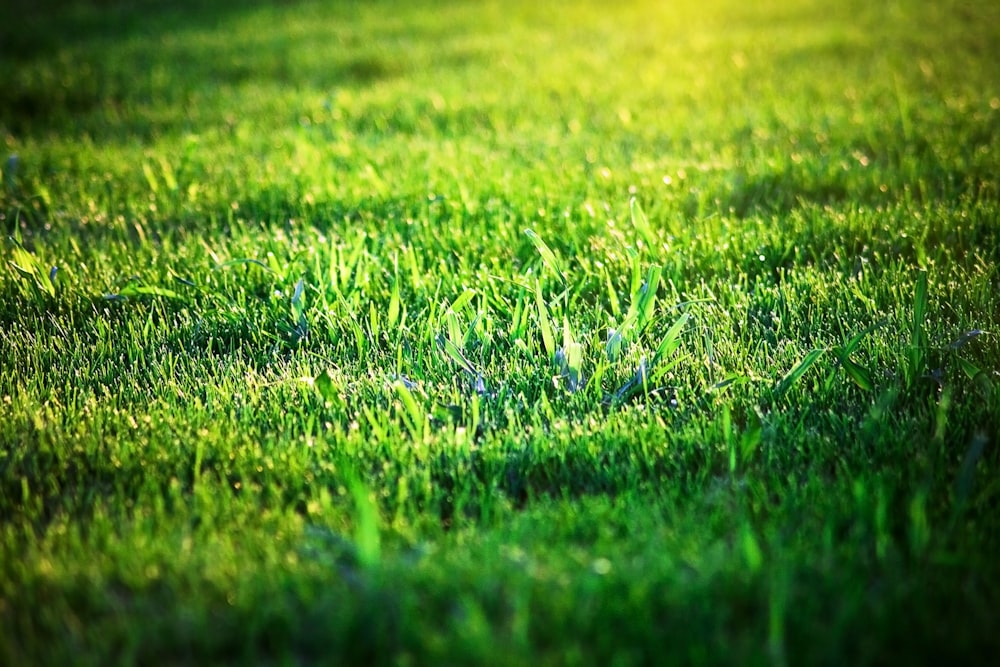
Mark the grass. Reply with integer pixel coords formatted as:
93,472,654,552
2,0,999,664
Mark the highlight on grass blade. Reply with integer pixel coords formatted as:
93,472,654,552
650,312,690,371
7,235,57,297
386,277,401,330
949,329,986,350
524,228,566,283
438,334,477,376
106,276,186,301
774,348,826,397
290,277,308,337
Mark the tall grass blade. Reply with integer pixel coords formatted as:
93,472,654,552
535,280,556,360
629,197,658,249
393,380,425,439
906,271,928,387
524,228,566,284
636,264,662,332
650,312,690,369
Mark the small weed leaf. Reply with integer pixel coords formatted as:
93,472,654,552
614,262,669,348
775,348,826,397
955,357,993,398
841,319,886,356
445,310,464,348
614,357,649,403
614,358,674,405
560,314,584,390
124,284,185,300
832,322,882,391
555,345,584,393
314,368,341,404
956,357,984,382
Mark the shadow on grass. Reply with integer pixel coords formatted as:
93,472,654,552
1,0,454,141
1,0,307,61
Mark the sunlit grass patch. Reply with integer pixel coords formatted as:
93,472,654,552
2,0,1000,664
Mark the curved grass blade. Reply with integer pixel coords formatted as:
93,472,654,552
524,228,565,284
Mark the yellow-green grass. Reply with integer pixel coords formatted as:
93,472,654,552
2,0,999,664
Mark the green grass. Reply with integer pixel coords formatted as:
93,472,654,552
2,0,999,664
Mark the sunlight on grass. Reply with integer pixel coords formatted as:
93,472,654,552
1,0,999,664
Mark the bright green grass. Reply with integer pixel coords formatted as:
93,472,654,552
2,0,999,664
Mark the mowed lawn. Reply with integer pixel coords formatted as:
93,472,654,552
2,0,999,664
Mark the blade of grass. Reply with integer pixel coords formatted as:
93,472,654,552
525,228,566,284
535,279,556,360
775,348,827,397
906,271,928,387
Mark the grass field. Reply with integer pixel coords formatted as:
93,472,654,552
2,0,999,664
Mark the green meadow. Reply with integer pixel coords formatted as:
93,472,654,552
2,0,999,663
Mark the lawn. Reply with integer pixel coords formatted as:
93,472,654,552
2,0,999,664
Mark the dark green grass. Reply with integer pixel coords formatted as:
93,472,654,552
2,0,1000,664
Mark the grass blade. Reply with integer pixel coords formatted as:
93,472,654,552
906,271,928,387
629,196,658,249
650,312,690,369
535,279,556,360
775,348,826,397
525,228,565,284
839,356,875,392
636,264,662,332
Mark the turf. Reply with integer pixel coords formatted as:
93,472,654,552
2,0,999,664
